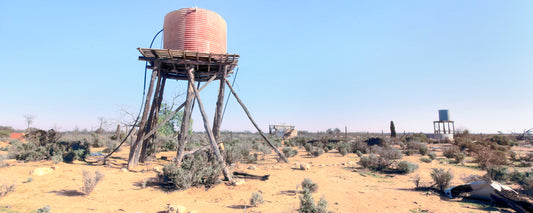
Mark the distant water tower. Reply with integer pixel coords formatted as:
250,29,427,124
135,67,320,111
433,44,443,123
433,109,455,141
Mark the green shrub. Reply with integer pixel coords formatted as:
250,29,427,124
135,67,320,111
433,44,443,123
380,146,403,160
442,146,465,164
420,157,432,163
396,161,419,174
304,143,313,153
158,152,221,190
298,179,329,213
431,168,453,192
301,178,318,193
356,150,363,158
405,141,428,155
358,154,391,171
351,140,368,154
282,147,298,158
36,205,51,213
427,152,437,160
337,142,349,156
487,135,513,146
8,130,90,163
311,148,324,157
486,166,509,181
250,191,264,207
224,141,252,164
403,133,429,143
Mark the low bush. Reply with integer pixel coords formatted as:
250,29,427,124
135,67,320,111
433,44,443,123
396,161,419,174
420,157,432,163
224,141,253,165
337,142,350,156
311,148,324,157
431,168,453,192
474,146,508,169
8,129,90,163
427,152,437,160
486,166,509,181
411,174,422,190
442,146,465,164
36,205,51,213
301,178,318,193
487,135,514,146
405,141,428,155
365,137,386,147
350,140,368,154
403,133,429,143
158,152,221,190
358,154,391,171
380,146,403,160
282,147,298,158
250,191,264,207
356,150,363,158
298,178,329,213
81,170,104,196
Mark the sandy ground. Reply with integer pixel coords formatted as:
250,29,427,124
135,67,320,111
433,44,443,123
0,143,514,213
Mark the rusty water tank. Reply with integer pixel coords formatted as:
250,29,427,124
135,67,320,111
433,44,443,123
163,8,227,54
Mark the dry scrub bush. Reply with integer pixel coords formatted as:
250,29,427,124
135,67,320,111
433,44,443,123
420,157,432,163
404,141,428,156
431,168,453,192
82,170,104,196
249,191,264,207
397,161,419,174
36,205,51,213
158,152,221,190
298,179,329,213
282,147,298,158
442,146,465,164
0,182,15,199
411,174,422,190
474,146,508,169
8,129,90,163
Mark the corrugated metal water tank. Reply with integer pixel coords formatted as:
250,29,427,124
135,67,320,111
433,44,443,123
163,8,227,54
439,109,450,121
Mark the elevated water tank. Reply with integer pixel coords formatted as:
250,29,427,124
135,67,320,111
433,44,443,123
439,109,450,121
163,8,227,54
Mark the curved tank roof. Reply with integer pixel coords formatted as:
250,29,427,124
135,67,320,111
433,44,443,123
163,8,227,54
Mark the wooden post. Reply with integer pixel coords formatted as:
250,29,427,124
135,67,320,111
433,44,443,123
128,69,158,169
212,66,227,141
175,74,195,164
224,78,289,163
187,68,233,182
140,75,215,142
140,76,166,163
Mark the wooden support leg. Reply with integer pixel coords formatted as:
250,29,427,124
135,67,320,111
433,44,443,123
187,68,233,182
140,75,217,142
128,69,158,169
140,76,166,163
212,67,226,142
175,75,195,164
224,78,290,163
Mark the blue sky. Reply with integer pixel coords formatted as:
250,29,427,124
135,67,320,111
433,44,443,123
1,0,532,134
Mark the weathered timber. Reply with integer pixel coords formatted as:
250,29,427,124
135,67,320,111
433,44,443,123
175,76,195,164
187,68,233,182
224,78,289,163
139,74,216,142
128,69,158,169
140,76,166,163
212,66,227,141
